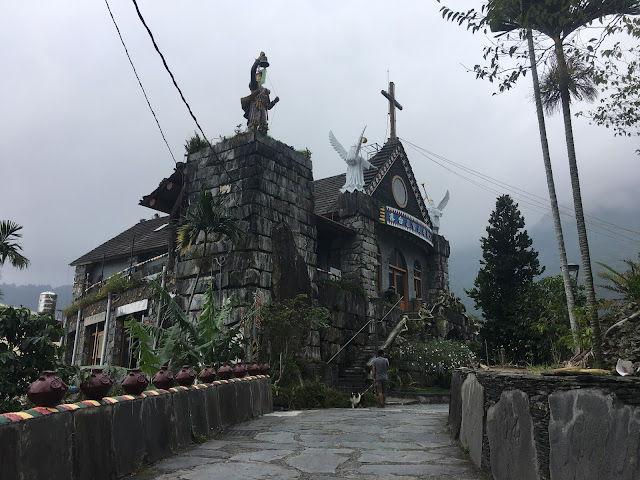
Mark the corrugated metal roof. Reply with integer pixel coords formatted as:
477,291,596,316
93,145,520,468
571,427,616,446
70,216,170,266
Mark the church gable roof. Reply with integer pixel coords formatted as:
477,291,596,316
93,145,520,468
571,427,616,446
365,140,430,225
313,139,431,227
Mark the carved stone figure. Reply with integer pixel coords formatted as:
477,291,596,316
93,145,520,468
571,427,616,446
329,127,376,193
240,52,279,133
426,190,450,233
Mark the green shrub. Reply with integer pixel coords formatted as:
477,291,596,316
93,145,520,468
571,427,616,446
0,306,72,413
272,382,359,410
63,274,146,317
397,339,476,373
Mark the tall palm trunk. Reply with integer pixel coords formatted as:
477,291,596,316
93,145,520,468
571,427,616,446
527,30,579,348
553,36,604,366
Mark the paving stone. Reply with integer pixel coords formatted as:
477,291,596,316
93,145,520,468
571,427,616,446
354,463,473,476
182,448,231,459
358,449,444,463
254,431,297,443
286,449,350,473
126,404,486,480
196,439,231,450
228,449,294,462
154,455,220,472
181,462,299,479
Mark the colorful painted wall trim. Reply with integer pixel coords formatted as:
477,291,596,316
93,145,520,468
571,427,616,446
0,375,266,425
0,375,272,480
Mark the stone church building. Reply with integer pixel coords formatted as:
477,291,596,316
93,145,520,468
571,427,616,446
65,88,453,380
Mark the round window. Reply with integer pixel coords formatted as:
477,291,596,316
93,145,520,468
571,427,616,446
392,176,408,208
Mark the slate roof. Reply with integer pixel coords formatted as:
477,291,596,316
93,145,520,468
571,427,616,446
70,216,170,266
313,174,345,216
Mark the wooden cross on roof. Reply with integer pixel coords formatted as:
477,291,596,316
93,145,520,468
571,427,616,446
381,81,403,141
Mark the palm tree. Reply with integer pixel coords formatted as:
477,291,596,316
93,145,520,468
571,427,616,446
487,0,640,368
0,221,30,270
177,189,242,314
525,30,581,346
539,54,598,112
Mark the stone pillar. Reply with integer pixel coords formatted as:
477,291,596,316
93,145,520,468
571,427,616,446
71,265,88,302
174,131,317,320
334,191,379,298
425,234,450,302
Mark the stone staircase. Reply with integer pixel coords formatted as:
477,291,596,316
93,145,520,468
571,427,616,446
336,345,376,392
334,310,421,392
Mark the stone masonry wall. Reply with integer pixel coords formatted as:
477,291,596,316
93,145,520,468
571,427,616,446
317,283,397,386
0,376,272,480
425,234,450,301
174,131,317,321
331,191,380,298
603,312,640,369
449,369,640,480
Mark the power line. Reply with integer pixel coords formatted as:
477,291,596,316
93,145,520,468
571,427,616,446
401,138,640,247
104,0,177,164
408,140,640,237
131,0,211,148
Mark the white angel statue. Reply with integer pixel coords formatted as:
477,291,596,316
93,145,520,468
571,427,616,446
426,189,450,233
329,127,376,193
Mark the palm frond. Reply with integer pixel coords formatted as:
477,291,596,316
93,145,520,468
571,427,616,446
0,221,30,269
539,54,597,114
177,190,242,253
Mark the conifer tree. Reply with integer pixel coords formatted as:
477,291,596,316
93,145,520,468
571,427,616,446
467,195,543,362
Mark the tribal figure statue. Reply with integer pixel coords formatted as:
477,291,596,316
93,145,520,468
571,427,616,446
329,126,376,193
241,52,279,133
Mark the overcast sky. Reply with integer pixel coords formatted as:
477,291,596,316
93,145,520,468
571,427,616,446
1,1,638,288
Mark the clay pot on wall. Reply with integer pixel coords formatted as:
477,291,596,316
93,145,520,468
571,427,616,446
247,363,260,376
217,363,233,380
199,365,216,383
121,368,149,395
175,365,196,386
259,363,271,375
80,369,113,400
233,363,248,378
152,366,175,390
27,371,68,407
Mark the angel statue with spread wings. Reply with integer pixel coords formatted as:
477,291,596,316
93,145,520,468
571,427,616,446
329,127,376,193
421,183,450,234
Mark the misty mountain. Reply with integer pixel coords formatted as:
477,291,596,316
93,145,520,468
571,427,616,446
0,283,72,313
449,205,640,314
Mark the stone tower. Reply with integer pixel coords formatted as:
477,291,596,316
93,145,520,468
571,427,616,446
174,131,317,319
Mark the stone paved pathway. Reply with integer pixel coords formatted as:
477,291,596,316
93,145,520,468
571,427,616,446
126,404,488,480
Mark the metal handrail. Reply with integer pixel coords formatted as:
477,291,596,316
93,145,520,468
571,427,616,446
327,296,403,364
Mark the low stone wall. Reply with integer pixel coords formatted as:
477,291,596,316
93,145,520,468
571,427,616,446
449,369,640,480
0,375,272,480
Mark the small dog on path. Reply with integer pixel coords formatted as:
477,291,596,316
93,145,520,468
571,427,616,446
349,392,364,408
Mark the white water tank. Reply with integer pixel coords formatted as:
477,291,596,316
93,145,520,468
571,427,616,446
37,291,57,314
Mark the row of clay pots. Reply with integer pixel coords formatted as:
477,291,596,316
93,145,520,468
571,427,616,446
151,363,270,389
26,362,270,407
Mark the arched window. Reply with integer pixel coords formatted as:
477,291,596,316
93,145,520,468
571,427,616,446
388,249,408,311
413,260,422,300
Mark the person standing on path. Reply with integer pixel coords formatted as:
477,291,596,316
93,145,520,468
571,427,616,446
371,349,389,407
